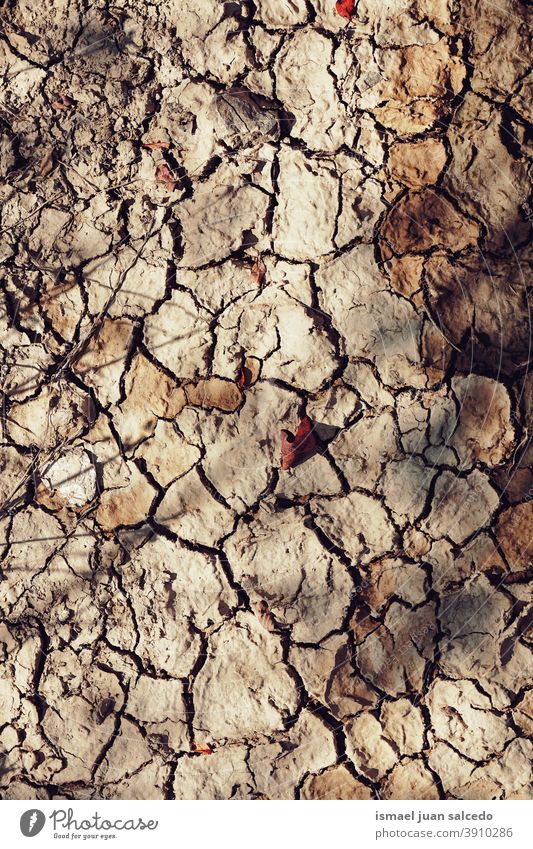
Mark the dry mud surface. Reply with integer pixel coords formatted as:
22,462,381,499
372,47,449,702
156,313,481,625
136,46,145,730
0,0,532,800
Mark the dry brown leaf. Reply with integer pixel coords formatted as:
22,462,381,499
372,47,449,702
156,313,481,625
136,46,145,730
39,147,55,177
280,415,318,470
251,257,266,285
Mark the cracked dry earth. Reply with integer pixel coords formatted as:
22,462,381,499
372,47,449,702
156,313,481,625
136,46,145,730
0,0,532,802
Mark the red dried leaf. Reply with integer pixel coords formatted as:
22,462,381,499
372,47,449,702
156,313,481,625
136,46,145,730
191,742,213,755
142,140,171,150
155,163,177,192
335,0,354,20
251,257,266,285
280,415,318,470
237,367,248,388
51,94,75,110
253,600,275,632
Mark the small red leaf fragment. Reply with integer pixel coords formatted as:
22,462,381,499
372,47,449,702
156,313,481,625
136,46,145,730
51,94,75,110
253,600,276,632
191,742,213,755
251,257,266,285
155,163,177,192
143,140,171,150
280,415,318,470
335,0,354,20
237,367,248,388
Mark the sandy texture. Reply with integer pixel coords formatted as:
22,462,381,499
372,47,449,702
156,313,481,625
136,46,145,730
0,0,531,801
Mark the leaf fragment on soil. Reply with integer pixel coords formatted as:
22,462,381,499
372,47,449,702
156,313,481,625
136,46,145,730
191,742,213,755
143,140,171,150
51,93,75,110
39,147,55,177
280,415,318,470
335,0,354,20
155,163,177,192
251,257,266,285
253,600,276,632
237,356,261,389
